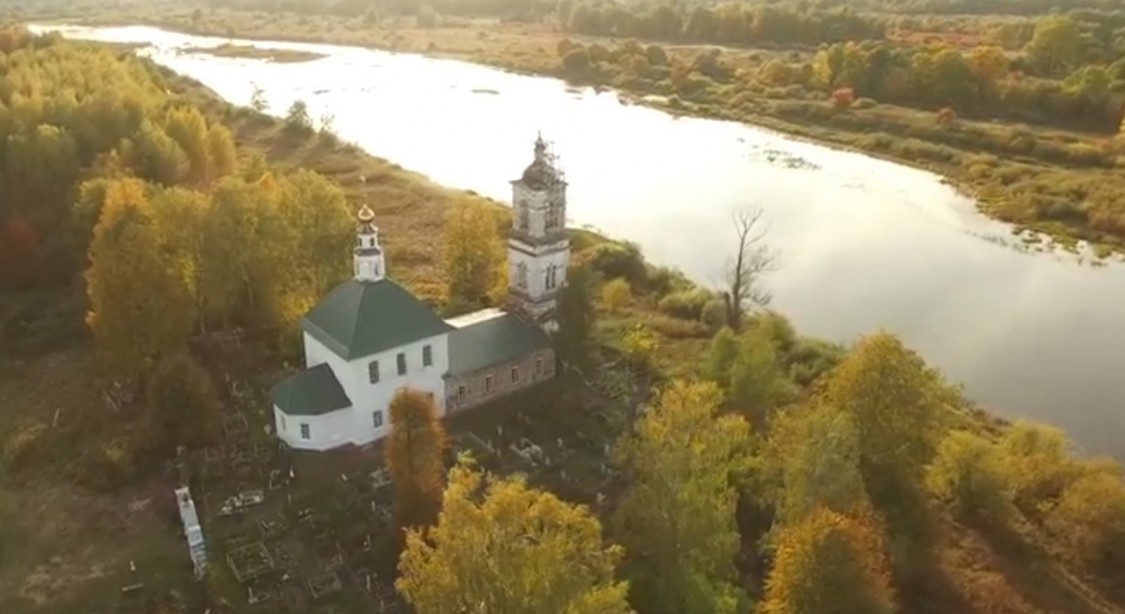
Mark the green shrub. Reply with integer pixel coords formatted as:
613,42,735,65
648,315,711,339
587,241,647,285
658,288,713,320
701,298,727,328
601,278,632,313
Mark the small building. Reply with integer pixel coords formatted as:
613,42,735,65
270,135,570,452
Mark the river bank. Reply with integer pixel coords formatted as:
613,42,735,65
31,6,1125,257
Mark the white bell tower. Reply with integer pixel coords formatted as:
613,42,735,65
354,203,386,283
507,133,570,331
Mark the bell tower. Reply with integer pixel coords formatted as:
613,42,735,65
354,203,385,283
507,133,570,331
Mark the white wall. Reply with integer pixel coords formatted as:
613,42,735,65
291,331,451,450
508,238,570,321
274,404,356,452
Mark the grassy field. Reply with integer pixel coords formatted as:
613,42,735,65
15,1,1125,255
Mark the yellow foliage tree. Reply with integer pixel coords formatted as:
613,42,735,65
443,197,504,313
826,332,945,482
614,380,752,614
601,277,631,312
766,404,867,527
1045,465,1125,568
925,430,1013,526
85,179,196,380
397,460,634,614
164,106,213,186
197,175,278,326
269,169,353,331
386,388,447,533
824,332,946,574
762,507,895,614
150,186,209,318
996,421,1081,517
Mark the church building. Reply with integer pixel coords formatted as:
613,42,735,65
269,135,570,452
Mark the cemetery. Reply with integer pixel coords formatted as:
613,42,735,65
151,341,645,612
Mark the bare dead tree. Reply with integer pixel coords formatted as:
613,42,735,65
723,208,777,330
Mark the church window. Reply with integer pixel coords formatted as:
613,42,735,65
300,423,311,440
373,411,384,428
457,385,466,402
511,366,520,383
545,265,559,290
368,360,380,383
546,203,562,232
484,374,494,394
423,345,433,367
397,352,407,375
535,357,544,375
280,415,287,431
516,262,528,289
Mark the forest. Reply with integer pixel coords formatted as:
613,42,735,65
2,23,1125,614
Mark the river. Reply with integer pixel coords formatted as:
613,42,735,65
30,24,1125,458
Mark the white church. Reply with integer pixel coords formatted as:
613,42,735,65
270,135,570,452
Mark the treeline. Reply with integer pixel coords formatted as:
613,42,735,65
561,1,886,47
804,22,1125,131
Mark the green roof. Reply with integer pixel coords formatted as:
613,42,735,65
302,279,452,360
448,312,551,375
270,363,352,416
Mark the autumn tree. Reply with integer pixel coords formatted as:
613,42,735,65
145,351,220,449
164,106,214,186
765,405,867,527
1023,15,1085,77
723,208,776,330
762,507,895,614
197,175,278,326
824,332,946,575
601,277,631,312
826,332,945,486
150,186,210,320
1045,466,1125,570
443,197,504,313
269,169,353,331
397,459,633,614
925,430,1013,527
386,388,447,533
86,179,196,381
615,381,752,614
996,421,1082,518
703,322,795,423
123,119,189,185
